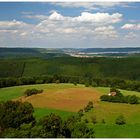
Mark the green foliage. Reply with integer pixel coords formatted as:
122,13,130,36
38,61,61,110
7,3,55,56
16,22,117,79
71,122,95,138
85,82,90,87
73,81,77,86
127,95,139,104
42,113,63,138
1,56,140,84
84,119,89,123
0,101,35,130
24,89,43,96
35,80,44,84
84,101,94,112
91,81,97,87
115,115,126,125
78,109,84,117
101,119,106,124
100,89,139,104
91,115,97,124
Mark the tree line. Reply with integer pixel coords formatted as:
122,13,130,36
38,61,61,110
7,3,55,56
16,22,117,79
0,75,140,92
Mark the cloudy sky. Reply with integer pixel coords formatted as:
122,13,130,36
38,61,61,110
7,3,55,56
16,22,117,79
0,2,140,48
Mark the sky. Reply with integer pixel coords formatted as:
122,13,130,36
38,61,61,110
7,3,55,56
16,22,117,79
0,2,140,48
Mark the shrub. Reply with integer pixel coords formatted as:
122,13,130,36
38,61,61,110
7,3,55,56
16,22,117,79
101,119,105,124
78,109,84,117
115,115,126,125
84,119,89,123
91,116,97,124
91,81,97,87
35,80,44,84
128,95,139,104
73,82,77,86
85,82,90,87
24,89,43,96
84,101,93,112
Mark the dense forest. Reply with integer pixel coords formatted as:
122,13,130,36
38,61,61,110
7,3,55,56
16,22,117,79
0,56,140,80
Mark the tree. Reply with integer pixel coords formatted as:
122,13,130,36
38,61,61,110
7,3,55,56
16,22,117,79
42,113,63,138
115,115,126,125
71,122,94,138
0,101,35,130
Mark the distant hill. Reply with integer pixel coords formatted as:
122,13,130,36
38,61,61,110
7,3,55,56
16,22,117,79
0,48,69,58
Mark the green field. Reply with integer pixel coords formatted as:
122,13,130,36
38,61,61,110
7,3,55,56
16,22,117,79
94,124,140,138
0,83,84,101
34,108,75,120
0,83,140,137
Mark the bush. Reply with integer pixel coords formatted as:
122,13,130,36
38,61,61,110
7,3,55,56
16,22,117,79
115,115,126,125
73,82,77,86
84,119,89,123
24,89,43,96
91,81,97,87
128,95,139,104
85,83,90,87
35,80,44,84
78,109,84,117
101,119,105,124
91,116,97,124
84,101,93,112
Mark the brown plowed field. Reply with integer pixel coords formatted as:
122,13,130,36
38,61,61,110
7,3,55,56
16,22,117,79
20,87,101,112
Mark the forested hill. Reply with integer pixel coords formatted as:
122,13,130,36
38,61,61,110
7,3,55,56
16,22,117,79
0,57,140,81
0,48,69,58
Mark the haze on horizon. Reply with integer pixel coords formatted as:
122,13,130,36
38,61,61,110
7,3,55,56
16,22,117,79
0,2,140,48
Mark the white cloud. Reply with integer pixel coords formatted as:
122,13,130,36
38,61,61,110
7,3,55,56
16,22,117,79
24,14,48,20
94,26,118,39
121,24,140,30
124,32,138,39
48,12,64,21
34,11,121,39
73,12,122,24
0,11,139,48
50,2,132,10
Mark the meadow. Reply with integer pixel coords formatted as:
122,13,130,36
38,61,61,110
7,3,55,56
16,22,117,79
0,83,140,137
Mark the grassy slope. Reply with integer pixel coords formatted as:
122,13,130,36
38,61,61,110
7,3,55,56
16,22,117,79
0,84,140,137
83,87,140,124
0,84,81,119
94,124,140,138
0,83,83,101
34,108,75,120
